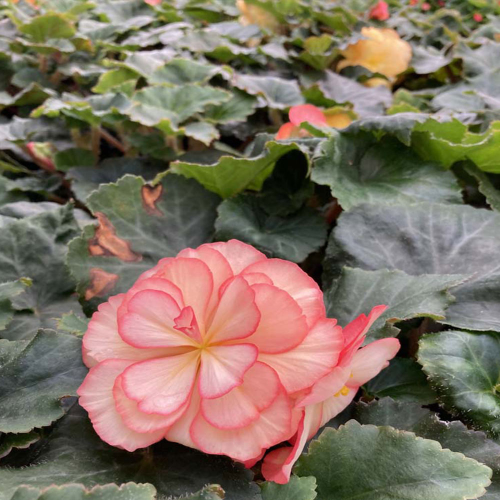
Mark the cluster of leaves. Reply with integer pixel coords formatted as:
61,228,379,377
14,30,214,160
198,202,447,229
1,0,500,498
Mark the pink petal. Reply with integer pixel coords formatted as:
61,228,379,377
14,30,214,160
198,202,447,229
114,374,189,433
199,344,258,399
296,365,351,407
259,318,343,393
178,244,233,318
242,259,325,328
152,258,214,334
241,272,273,286
201,362,280,429
318,390,357,428
276,123,296,140
119,290,198,348
289,104,327,127
122,351,200,415
165,386,201,449
82,294,165,368
247,283,308,353
205,240,266,275
343,305,387,348
190,387,292,462
207,276,260,343
77,359,165,451
261,404,322,484
348,338,400,387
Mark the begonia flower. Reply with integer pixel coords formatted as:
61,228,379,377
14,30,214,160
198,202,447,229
236,0,281,33
262,306,400,484
337,27,412,84
369,1,390,20
78,240,342,462
276,104,353,139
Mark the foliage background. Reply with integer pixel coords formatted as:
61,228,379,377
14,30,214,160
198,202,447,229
1,0,500,498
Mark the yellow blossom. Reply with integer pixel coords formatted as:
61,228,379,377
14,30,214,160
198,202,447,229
338,27,412,81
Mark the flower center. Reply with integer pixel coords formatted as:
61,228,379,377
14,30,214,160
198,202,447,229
173,306,203,344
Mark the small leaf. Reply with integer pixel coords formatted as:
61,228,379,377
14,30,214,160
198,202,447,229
19,13,76,43
56,312,89,336
0,330,87,433
0,431,39,460
464,163,500,211
419,330,500,436
215,195,327,262
149,58,222,85
261,476,317,500
0,279,31,332
295,421,492,500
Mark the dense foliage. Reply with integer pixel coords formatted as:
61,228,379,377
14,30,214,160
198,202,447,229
1,0,500,498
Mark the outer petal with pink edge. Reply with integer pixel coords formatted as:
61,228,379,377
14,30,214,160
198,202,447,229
122,351,200,415
82,294,165,368
348,338,400,387
77,360,165,451
190,388,292,462
205,240,266,275
199,344,258,399
259,318,343,393
247,284,308,353
242,259,325,328
201,362,280,429
261,404,322,484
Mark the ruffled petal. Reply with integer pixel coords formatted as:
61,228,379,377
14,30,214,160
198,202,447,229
165,386,201,449
118,289,197,348
82,294,164,368
178,244,233,319
205,240,266,275
342,305,387,348
259,318,343,393
190,387,292,462
242,259,325,328
77,359,165,451
207,276,260,343
318,390,357,428
199,344,258,399
122,351,200,415
113,374,189,433
247,283,308,353
261,404,321,484
201,362,280,429
151,258,214,334
347,338,400,387
289,104,327,127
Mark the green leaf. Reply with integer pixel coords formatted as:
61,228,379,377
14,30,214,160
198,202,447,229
356,398,500,499
315,71,392,117
0,431,39,460
0,279,31,332
260,476,317,500
419,330,500,436
412,119,500,173
149,58,223,85
233,75,304,109
56,312,89,336
204,91,257,124
326,203,500,332
215,194,327,262
312,133,462,210
67,174,220,305
295,421,492,500
92,68,138,95
7,483,158,500
0,406,260,500
0,205,82,341
364,358,437,404
325,267,467,340
53,148,96,172
411,45,453,74
171,140,303,198
464,163,500,211
19,13,76,43
125,84,230,132
0,330,87,433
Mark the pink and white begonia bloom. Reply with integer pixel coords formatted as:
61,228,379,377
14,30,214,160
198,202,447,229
78,240,342,461
77,239,399,481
